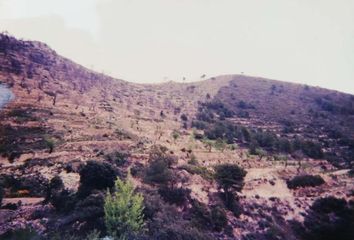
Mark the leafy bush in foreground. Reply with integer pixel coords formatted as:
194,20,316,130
104,178,144,239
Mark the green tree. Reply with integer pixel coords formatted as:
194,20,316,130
202,138,214,152
214,164,247,193
214,138,227,152
104,178,144,239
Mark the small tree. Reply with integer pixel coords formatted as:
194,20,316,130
214,138,227,152
214,164,247,193
214,164,247,208
78,160,117,198
203,138,214,152
104,178,144,239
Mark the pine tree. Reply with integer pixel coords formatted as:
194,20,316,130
104,178,144,239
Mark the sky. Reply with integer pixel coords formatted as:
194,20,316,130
0,0,353,94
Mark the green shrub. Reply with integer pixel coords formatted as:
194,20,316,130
45,175,64,203
214,138,227,152
349,168,354,177
188,154,198,165
105,151,129,167
78,160,117,198
115,128,136,140
210,206,228,231
153,226,213,240
144,159,174,185
149,145,177,167
144,146,176,185
158,186,191,206
190,200,213,229
300,197,354,240
104,178,144,238
301,141,323,159
287,175,325,189
0,228,41,240
274,154,288,161
50,189,77,213
180,164,214,181
73,192,106,233
171,130,180,141
191,120,208,130
44,138,55,153
219,191,242,217
214,164,247,193
190,200,228,232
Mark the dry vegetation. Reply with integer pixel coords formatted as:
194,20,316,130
0,33,353,239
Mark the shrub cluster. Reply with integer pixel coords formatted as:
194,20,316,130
158,186,191,206
104,151,129,167
180,164,214,181
287,175,325,189
143,192,213,240
190,200,228,232
296,197,354,240
78,160,117,198
144,145,176,185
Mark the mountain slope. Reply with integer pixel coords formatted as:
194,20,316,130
0,33,353,239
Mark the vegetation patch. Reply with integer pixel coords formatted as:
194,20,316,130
287,175,325,189
180,164,214,181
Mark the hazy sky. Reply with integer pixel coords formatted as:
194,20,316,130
0,0,353,94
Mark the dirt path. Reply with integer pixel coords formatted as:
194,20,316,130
2,198,44,206
242,167,292,199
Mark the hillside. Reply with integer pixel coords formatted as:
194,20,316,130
0,33,353,240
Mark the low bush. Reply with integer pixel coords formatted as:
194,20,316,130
0,174,49,197
78,160,117,198
287,175,325,189
211,206,228,231
220,191,242,217
300,197,354,240
144,159,174,185
144,146,176,185
50,189,77,213
152,225,213,240
130,162,145,177
190,200,228,232
191,120,208,130
158,186,191,206
179,164,214,181
104,151,129,167
142,192,213,240
45,175,64,203
214,164,247,193
73,192,106,233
